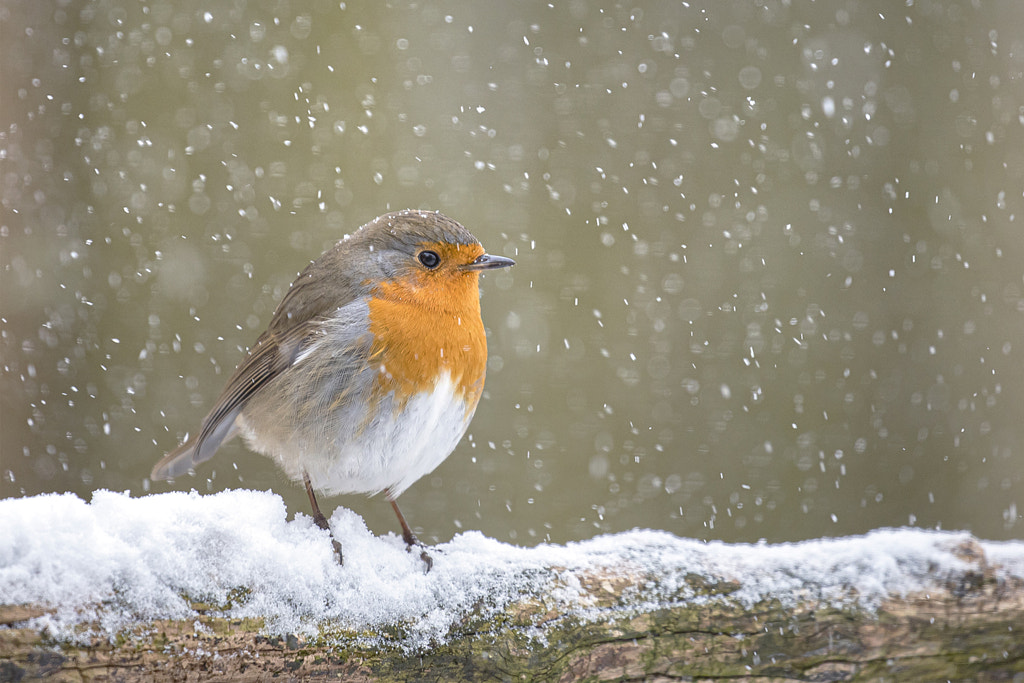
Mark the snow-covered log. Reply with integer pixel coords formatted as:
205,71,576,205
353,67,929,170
2,490,1023,681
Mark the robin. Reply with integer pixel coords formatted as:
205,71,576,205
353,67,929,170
151,210,514,568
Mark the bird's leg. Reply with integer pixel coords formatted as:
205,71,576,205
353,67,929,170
389,497,433,572
303,470,343,563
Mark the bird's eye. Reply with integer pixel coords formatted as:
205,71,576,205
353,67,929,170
418,250,440,269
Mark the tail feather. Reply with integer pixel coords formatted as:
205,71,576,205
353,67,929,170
150,437,200,480
150,417,240,481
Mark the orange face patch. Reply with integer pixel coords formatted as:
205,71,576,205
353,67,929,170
365,241,489,417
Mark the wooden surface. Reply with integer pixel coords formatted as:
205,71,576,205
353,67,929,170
2,537,1023,682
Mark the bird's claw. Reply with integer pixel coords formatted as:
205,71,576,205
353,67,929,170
312,510,343,564
401,535,434,572
414,546,433,573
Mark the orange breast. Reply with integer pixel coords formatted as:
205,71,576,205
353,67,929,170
366,257,488,418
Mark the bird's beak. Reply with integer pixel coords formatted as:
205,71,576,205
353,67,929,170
462,253,516,271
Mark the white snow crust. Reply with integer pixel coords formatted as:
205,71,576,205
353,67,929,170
2,489,1022,649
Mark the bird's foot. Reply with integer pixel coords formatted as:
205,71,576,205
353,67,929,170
312,510,344,564
389,497,434,572
402,533,434,573
304,470,342,564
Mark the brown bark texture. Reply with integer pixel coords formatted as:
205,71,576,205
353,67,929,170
2,537,1022,682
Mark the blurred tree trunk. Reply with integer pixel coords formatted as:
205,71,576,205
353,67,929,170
2,538,1022,682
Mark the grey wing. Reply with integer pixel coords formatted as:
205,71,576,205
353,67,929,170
151,248,371,481
150,320,321,480
194,323,315,458
193,298,375,459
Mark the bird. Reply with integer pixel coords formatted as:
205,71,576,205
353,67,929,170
150,209,514,568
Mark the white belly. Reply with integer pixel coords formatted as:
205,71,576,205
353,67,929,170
239,371,473,498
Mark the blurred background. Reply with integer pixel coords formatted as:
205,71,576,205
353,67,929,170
3,1,1024,546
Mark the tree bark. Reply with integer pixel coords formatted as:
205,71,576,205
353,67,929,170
1,537,1022,682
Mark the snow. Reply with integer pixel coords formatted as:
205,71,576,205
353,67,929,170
2,489,1022,650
